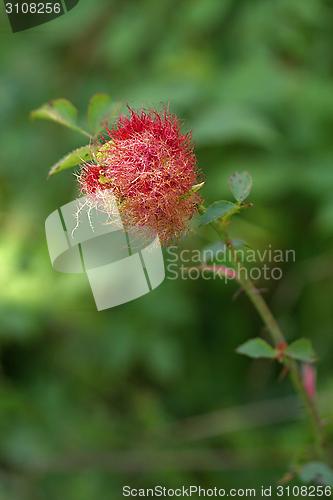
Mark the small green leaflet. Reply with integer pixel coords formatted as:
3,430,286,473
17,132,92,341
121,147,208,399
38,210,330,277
193,200,238,227
229,171,252,202
236,338,276,359
48,145,93,176
31,98,91,138
180,181,205,201
285,338,317,363
190,181,205,193
300,462,333,486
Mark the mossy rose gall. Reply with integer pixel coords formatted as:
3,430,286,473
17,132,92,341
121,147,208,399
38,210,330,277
78,109,202,244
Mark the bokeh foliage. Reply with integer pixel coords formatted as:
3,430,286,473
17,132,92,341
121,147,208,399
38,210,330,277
1,0,333,497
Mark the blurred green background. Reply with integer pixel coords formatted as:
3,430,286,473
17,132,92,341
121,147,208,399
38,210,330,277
1,0,333,498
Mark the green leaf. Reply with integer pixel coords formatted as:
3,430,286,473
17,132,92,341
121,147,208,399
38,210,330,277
48,145,93,177
87,94,122,133
191,181,205,193
236,338,276,359
194,200,238,227
300,462,333,486
229,171,253,202
31,99,90,138
180,181,205,200
285,338,317,363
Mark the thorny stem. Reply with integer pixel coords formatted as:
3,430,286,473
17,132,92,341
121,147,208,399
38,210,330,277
199,206,325,458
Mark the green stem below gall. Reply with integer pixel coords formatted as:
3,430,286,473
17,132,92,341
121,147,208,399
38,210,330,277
206,214,325,458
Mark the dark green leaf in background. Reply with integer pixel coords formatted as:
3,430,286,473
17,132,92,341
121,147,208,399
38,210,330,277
87,94,122,134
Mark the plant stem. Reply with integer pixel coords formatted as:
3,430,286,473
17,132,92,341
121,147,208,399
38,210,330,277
206,215,325,458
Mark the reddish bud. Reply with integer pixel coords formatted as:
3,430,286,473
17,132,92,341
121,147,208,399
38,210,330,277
276,341,288,362
302,363,316,400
